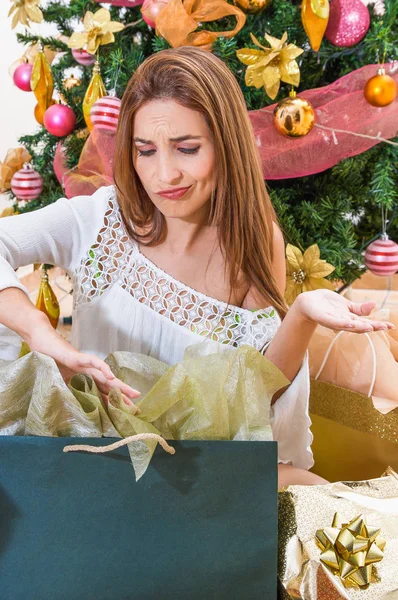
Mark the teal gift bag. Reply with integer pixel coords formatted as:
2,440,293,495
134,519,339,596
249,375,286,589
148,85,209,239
0,437,277,600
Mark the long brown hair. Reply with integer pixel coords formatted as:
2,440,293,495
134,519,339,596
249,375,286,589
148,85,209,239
114,46,287,317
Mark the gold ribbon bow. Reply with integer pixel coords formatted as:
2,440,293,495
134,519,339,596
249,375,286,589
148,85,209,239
316,513,386,589
155,0,246,51
0,147,32,193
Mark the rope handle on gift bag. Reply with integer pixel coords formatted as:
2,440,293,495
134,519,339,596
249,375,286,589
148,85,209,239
314,331,377,398
63,433,176,455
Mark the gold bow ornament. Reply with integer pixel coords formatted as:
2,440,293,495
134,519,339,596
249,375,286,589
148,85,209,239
8,0,43,29
0,147,32,193
316,513,386,589
155,0,246,51
68,8,125,55
236,32,303,100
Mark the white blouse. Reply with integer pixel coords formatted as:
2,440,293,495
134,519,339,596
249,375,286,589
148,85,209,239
0,185,313,469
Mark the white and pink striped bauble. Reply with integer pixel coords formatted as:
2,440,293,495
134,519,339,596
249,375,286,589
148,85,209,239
72,48,96,67
91,95,121,132
364,235,398,276
11,164,43,201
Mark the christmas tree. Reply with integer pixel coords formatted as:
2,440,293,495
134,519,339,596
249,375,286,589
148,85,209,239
5,0,398,292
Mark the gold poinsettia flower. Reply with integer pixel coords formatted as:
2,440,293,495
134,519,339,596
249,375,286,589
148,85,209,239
68,8,124,55
285,243,335,305
8,0,43,29
236,32,303,100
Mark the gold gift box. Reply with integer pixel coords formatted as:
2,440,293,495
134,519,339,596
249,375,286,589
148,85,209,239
278,468,398,600
309,380,398,482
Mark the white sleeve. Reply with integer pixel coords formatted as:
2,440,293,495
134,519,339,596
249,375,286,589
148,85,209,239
0,185,113,296
270,352,314,470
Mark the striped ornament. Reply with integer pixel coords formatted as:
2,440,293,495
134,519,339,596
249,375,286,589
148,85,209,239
71,49,96,67
364,236,398,276
11,164,43,201
91,95,121,132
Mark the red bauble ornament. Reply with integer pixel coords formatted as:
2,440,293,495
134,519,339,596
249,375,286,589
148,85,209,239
13,62,33,92
44,104,76,137
71,48,96,67
91,95,121,132
364,235,398,276
325,0,370,47
11,164,43,201
141,0,169,27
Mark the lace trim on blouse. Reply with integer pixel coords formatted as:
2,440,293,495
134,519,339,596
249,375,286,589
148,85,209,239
73,189,280,350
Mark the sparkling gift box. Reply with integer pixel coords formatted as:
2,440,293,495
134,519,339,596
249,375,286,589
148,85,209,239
278,467,398,600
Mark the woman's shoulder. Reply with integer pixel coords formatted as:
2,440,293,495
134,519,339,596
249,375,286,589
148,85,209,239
68,184,117,214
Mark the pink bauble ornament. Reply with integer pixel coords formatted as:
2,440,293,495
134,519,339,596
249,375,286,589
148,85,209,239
325,0,370,47
141,0,169,28
94,0,143,5
364,235,398,276
13,62,33,92
91,95,121,132
11,164,43,201
44,104,76,137
71,48,96,67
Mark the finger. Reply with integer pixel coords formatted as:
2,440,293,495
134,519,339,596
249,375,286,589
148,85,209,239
366,320,394,331
327,317,373,332
89,370,140,399
348,301,376,317
121,393,141,414
75,354,115,381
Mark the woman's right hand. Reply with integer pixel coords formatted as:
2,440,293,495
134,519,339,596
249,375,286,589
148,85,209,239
26,313,141,410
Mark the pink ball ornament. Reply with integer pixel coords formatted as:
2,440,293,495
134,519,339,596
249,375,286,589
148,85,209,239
13,62,33,92
141,0,169,28
325,0,370,47
91,95,122,132
71,48,96,67
364,235,398,277
44,104,76,137
11,164,43,201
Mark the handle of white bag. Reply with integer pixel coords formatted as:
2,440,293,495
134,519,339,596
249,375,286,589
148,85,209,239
314,331,377,398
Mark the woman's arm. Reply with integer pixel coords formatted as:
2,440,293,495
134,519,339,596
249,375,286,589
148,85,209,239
243,223,395,385
0,186,140,404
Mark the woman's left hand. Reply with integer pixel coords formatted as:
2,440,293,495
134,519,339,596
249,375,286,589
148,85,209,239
294,289,395,333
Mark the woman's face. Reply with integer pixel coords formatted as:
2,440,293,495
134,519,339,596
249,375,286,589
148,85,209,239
133,99,216,221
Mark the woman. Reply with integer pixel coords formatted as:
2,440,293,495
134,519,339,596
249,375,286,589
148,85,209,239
0,47,392,486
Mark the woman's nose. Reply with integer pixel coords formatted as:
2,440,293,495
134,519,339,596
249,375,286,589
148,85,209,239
157,155,182,185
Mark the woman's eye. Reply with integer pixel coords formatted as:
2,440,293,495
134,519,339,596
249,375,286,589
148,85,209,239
137,149,155,157
179,146,200,155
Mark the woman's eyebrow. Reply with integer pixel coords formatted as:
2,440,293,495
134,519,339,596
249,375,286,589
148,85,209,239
134,135,203,143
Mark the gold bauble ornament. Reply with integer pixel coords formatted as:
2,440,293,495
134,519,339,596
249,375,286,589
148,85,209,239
233,0,271,14
364,67,397,107
59,74,82,104
273,90,315,137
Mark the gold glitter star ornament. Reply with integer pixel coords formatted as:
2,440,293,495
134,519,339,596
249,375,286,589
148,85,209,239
68,8,124,56
236,32,303,100
285,243,335,305
8,0,43,29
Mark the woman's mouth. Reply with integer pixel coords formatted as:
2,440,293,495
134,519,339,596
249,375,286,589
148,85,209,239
156,185,192,200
